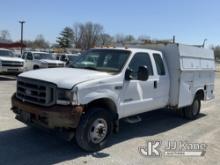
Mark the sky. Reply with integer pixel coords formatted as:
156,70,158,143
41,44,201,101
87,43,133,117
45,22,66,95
0,0,220,45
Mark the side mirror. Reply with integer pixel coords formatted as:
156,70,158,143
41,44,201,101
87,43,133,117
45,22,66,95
137,66,149,81
125,68,133,81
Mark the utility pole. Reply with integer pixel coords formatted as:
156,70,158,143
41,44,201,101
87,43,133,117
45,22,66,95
19,21,25,54
173,35,176,43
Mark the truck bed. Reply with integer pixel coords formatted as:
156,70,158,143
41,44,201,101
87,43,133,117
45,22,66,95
161,44,215,108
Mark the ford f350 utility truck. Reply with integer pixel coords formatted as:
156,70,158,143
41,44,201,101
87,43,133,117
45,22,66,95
0,48,24,73
22,51,65,71
11,44,215,151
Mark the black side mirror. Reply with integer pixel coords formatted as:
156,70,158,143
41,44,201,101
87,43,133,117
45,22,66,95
125,68,133,81
137,66,149,81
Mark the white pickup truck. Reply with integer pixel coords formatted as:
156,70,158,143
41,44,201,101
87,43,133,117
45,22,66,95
11,44,215,151
22,51,65,71
0,48,24,73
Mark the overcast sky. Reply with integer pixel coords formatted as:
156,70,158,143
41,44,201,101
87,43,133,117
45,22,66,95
0,0,220,45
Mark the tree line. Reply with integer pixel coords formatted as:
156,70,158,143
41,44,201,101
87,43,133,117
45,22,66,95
56,22,142,50
1,22,220,61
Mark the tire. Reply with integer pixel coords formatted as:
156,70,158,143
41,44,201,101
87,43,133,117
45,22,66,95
175,108,185,117
33,65,39,70
184,97,201,120
75,108,113,152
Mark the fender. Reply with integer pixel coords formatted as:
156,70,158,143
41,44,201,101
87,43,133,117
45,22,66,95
78,88,119,110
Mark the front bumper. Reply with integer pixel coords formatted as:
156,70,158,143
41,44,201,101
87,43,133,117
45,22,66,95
11,94,83,129
0,66,24,73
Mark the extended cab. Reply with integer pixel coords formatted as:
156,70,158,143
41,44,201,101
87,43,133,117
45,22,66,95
0,48,24,73
22,51,65,70
11,44,215,151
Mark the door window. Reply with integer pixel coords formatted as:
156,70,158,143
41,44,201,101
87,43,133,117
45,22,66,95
22,53,27,59
26,52,33,60
128,53,153,79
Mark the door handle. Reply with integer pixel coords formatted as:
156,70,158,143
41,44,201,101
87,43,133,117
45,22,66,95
154,81,157,88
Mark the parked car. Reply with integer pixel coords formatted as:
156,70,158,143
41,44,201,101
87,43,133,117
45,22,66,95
11,44,215,151
0,48,24,73
22,51,65,71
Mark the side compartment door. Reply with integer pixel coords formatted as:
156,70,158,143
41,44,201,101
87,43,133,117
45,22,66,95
119,52,157,118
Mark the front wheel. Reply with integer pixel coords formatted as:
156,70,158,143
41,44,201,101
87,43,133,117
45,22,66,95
75,108,113,152
184,97,201,120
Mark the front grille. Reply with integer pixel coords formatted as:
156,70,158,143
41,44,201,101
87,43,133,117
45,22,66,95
2,61,23,67
16,77,56,106
48,63,64,68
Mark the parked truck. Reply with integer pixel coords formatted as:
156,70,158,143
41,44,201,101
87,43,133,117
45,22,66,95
0,48,24,73
22,51,65,71
11,44,215,151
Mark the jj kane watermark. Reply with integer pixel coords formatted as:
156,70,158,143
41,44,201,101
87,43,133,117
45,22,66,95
139,140,207,157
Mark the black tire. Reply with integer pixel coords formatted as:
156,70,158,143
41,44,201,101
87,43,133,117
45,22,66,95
75,108,113,152
175,108,185,117
184,97,201,120
33,65,39,70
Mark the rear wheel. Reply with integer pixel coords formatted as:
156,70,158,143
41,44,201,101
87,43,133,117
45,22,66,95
33,65,39,70
75,108,113,152
184,97,201,120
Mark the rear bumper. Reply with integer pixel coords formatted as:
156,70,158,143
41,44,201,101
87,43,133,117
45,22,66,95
11,94,83,129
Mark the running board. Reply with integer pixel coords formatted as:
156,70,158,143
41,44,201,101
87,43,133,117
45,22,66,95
124,116,142,124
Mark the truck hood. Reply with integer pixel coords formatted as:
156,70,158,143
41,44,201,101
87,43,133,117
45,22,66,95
39,59,64,64
19,68,111,89
0,56,24,62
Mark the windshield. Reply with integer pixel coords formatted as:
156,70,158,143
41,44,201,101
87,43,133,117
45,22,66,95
72,49,130,73
0,50,15,57
69,55,79,61
34,53,53,60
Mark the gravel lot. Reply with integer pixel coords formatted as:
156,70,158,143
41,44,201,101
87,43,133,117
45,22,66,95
0,73,220,165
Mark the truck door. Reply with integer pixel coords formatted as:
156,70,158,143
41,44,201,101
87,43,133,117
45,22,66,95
119,52,158,118
22,52,28,71
152,53,170,109
26,52,34,70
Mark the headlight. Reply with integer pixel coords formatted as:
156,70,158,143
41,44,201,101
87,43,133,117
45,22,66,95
57,89,73,105
56,88,79,105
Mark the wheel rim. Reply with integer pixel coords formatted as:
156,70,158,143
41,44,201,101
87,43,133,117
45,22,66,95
192,99,199,116
89,118,108,144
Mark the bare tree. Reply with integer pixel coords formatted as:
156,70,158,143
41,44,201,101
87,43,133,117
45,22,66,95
80,22,104,50
137,35,151,41
99,33,113,46
124,35,135,42
34,34,50,48
23,34,49,49
0,30,11,42
115,33,125,44
72,23,84,49
213,46,220,61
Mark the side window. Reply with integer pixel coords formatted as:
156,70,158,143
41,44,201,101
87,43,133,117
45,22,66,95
128,53,153,79
153,53,165,75
26,52,33,60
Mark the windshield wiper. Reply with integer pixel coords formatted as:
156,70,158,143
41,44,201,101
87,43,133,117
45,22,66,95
83,66,98,71
70,65,98,71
